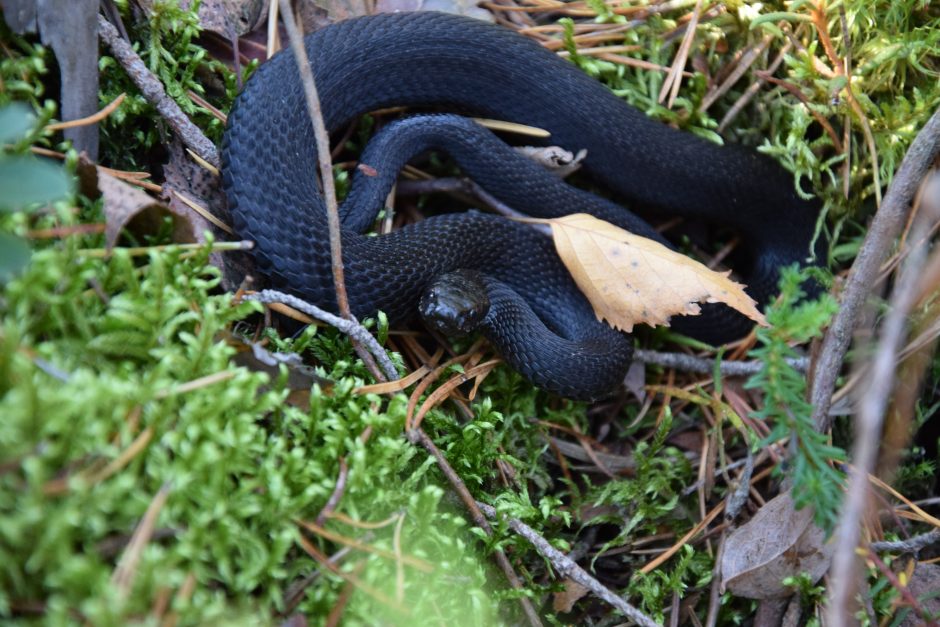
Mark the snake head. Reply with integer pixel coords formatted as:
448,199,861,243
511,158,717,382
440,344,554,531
419,270,491,337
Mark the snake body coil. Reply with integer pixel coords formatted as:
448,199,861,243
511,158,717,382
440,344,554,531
222,11,821,400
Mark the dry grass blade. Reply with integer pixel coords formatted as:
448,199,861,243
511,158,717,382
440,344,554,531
658,0,703,108
472,117,551,137
297,536,408,613
112,483,171,599
296,520,434,572
47,92,126,131
411,359,502,430
170,190,233,234
405,353,474,430
354,366,431,395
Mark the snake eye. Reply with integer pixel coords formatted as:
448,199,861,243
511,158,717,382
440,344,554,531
419,270,491,337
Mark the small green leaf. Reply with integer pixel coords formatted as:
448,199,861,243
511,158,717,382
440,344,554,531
828,75,849,94
0,155,72,212
0,232,31,282
0,102,36,144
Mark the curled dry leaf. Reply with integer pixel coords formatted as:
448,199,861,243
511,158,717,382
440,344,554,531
719,490,833,599
77,157,194,251
542,213,767,333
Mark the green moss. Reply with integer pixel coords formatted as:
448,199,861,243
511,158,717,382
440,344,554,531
98,0,251,169
3,0,940,623
0,243,499,624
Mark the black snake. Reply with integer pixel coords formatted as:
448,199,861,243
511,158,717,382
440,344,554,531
221,11,821,400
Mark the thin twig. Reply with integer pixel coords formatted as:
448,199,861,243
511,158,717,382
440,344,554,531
397,177,552,236
827,175,940,625
277,0,349,319
245,290,398,381
810,106,940,433
635,348,809,376
407,428,543,627
275,1,388,381
315,458,348,527
476,501,659,627
96,16,219,168
870,529,940,554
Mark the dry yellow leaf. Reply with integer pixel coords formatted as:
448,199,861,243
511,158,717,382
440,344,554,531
540,213,768,333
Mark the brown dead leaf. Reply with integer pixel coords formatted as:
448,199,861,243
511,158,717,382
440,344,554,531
552,578,588,613
719,490,833,599
77,157,195,251
542,213,767,333
230,337,332,407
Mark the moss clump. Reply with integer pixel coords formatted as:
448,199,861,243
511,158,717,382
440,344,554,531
0,243,499,624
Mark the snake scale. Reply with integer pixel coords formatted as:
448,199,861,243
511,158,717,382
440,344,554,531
221,11,821,400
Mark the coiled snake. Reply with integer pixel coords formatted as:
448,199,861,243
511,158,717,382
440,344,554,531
222,11,821,400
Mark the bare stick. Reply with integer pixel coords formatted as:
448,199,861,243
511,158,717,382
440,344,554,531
870,529,940,553
407,428,543,627
246,290,398,381
315,458,348,527
811,106,940,433
397,177,531,221
634,348,809,376
476,501,659,627
97,16,219,168
397,177,551,236
827,175,940,624
277,0,350,320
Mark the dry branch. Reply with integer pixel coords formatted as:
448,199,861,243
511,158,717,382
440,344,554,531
407,429,544,627
476,501,659,627
635,348,808,376
827,176,940,623
870,529,940,554
811,106,940,433
276,0,349,319
245,290,398,381
96,15,219,167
